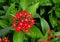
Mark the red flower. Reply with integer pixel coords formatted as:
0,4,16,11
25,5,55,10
12,17,15,21
16,26,22,32
0,38,2,42
4,37,9,42
12,22,16,28
45,40,49,42
48,36,51,40
48,29,51,33
12,10,35,33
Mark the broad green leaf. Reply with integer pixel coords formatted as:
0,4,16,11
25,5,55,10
55,32,60,36
27,2,39,18
53,0,60,4
0,27,12,36
40,18,50,34
0,20,8,28
20,0,39,10
0,0,6,2
13,31,25,42
26,26,43,38
49,14,58,28
27,2,39,14
40,0,52,6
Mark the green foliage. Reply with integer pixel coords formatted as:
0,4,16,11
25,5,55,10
0,0,60,42
0,20,8,28
0,0,6,2
13,31,25,42
27,2,40,18
40,18,50,34
0,27,12,36
40,0,52,6
49,13,58,28
26,26,43,38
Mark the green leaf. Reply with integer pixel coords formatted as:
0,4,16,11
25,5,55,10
13,31,25,42
11,0,20,3
40,7,45,15
40,0,52,6
3,6,9,11
40,18,50,34
53,0,60,4
42,32,48,40
55,4,60,18
5,3,16,20
0,10,5,15
27,2,39,14
0,0,6,2
55,32,60,36
26,26,43,38
50,39,55,42
20,0,39,10
0,20,8,28
20,0,30,10
49,14,58,28
55,7,60,18
0,27,12,36
55,38,60,42
27,2,39,18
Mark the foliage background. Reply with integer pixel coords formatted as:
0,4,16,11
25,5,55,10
0,0,60,42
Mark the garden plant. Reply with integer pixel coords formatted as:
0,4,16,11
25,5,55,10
0,0,60,42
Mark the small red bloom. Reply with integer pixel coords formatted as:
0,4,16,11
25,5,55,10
45,40,49,42
16,12,21,18
16,26,22,32
24,18,28,22
38,40,42,42
18,22,23,26
12,17,15,21
24,29,29,33
27,24,31,28
4,37,9,42
48,36,51,40
27,14,32,18
48,29,51,33
0,38,2,42
21,10,28,16
30,19,35,25
12,23,16,28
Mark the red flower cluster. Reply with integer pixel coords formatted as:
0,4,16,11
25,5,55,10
12,10,35,33
0,37,9,42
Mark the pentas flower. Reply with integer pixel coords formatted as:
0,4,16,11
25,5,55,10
12,10,35,33
4,37,9,42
